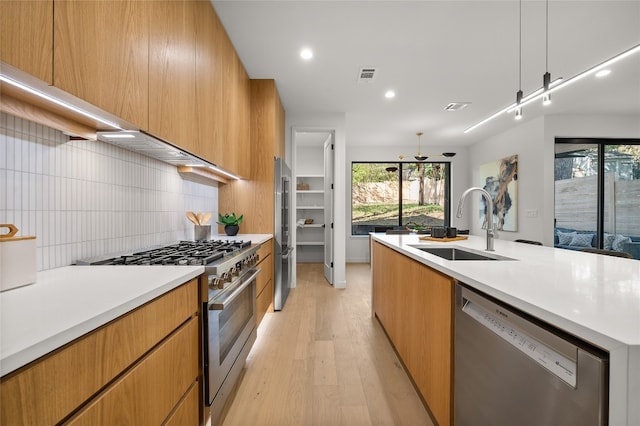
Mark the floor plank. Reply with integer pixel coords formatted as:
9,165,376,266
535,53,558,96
220,263,434,426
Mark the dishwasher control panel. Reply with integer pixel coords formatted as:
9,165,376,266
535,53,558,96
463,298,577,387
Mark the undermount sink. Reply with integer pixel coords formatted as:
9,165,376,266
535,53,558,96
412,246,515,261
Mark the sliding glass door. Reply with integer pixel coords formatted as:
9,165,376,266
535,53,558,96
554,139,640,259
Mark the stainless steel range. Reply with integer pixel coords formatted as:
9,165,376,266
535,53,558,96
78,239,261,425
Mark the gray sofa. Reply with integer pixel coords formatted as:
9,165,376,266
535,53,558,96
554,227,640,259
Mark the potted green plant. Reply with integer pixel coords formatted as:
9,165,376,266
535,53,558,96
217,213,243,236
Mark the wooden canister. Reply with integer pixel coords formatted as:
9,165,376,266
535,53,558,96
0,224,37,292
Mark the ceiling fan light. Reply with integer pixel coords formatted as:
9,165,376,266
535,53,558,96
442,152,456,157
414,155,428,161
385,166,398,173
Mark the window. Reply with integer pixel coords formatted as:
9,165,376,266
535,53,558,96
554,138,640,259
351,162,451,235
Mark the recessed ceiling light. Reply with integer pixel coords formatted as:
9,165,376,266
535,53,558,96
384,90,396,99
595,69,611,78
300,48,313,60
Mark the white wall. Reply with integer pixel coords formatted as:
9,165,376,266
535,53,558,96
286,112,347,288
467,114,640,246
345,144,471,263
0,113,219,270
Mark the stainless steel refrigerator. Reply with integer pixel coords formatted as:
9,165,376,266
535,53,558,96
274,157,293,310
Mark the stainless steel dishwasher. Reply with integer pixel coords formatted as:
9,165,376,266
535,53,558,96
455,284,608,426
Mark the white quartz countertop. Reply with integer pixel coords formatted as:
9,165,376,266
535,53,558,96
0,234,273,377
0,265,204,376
372,233,640,425
372,234,640,350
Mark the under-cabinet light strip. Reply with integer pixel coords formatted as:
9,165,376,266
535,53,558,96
208,165,241,180
0,74,123,130
464,43,640,133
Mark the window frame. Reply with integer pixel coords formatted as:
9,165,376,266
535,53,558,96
555,137,640,249
350,160,452,236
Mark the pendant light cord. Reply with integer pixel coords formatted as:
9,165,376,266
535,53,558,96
519,0,522,92
545,0,549,73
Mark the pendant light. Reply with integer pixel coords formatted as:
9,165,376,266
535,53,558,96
414,132,428,161
397,131,456,160
542,0,552,106
514,0,524,120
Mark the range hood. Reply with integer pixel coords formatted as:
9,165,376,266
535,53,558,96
97,130,239,181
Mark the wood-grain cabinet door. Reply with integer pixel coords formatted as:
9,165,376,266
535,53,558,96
148,0,197,155
195,1,224,166
371,242,453,426
53,0,149,129
0,0,53,84
65,318,199,425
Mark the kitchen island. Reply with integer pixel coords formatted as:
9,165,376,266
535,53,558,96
371,233,640,426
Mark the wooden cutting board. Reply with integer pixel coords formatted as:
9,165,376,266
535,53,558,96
418,235,468,242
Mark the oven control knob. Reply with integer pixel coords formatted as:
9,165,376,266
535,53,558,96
231,266,240,277
210,277,222,289
221,271,231,284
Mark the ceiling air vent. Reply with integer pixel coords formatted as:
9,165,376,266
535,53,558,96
357,67,377,83
444,102,471,111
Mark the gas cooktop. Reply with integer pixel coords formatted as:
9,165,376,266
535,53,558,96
77,240,252,266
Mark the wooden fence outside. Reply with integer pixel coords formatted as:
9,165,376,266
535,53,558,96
555,173,640,236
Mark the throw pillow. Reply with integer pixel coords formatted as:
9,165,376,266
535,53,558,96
603,233,616,250
612,234,632,252
557,231,577,245
569,233,594,247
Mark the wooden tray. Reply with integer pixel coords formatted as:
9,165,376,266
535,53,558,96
418,235,468,242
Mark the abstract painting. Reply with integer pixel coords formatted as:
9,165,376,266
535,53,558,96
479,154,518,231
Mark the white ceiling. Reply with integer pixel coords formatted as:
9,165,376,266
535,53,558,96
212,1,640,149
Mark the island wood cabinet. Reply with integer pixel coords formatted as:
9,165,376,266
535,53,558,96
371,241,454,426
0,278,201,426
255,239,274,327
0,0,53,84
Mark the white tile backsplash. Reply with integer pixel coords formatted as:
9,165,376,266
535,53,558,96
0,112,219,271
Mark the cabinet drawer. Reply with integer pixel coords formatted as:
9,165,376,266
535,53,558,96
256,239,272,264
0,279,199,426
256,279,274,327
164,381,200,426
256,253,273,295
66,317,199,425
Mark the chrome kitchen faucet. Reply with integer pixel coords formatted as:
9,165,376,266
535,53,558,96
457,187,496,251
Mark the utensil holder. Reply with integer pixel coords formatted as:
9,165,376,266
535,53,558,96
194,225,211,241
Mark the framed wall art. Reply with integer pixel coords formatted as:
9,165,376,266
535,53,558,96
479,154,518,231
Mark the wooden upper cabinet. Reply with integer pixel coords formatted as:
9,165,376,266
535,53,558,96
233,56,251,178
148,0,197,155
0,1,53,84
195,1,224,166
217,32,251,178
53,0,149,129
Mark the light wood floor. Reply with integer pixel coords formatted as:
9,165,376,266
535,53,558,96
221,263,434,426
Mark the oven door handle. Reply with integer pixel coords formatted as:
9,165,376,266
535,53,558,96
209,268,260,310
